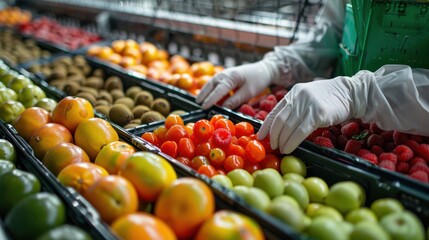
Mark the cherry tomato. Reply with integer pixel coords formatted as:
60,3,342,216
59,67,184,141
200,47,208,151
209,114,225,127
235,122,254,138
176,156,191,166
178,138,196,159
227,144,245,158
197,165,217,178
259,153,280,171
141,132,159,147
223,155,244,173
160,140,178,158
153,126,167,144
190,156,210,170
165,114,184,129
259,135,273,153
195,142,213,158
245,140,266,163
208,148,226,167
193,119,214,142
217,169,226,175
214,119,236,136
237,136,251,149
165,125,189,143
243,162,261,174
231,136,238,145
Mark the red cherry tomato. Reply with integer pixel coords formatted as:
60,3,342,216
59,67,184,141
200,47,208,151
223,155,244,173
160,140,178,158
208,148,226,168
176,156,191,166
178,138,196,159
197,165,217,178
191,155,210,171
193,119,214,142
214,119,236,136
226,144,245,158
235,122,254,138
245,140,266,163
259,153,280,171
243,162,261,174
165,125,189,143
209,114,225,127
141,132,159,147
259,135,274,154
237,136,251,149
195,142,213,158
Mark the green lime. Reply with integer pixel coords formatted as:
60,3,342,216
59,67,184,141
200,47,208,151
36,224,92,240
0,100,25,124
0,72,19,86
35,98,57,113
0,159,15,177
7,75,33,93
0,88,18,105
5,192,66,240
0,139,16,163
0,169,41,216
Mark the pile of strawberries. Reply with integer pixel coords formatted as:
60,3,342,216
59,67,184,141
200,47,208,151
308,119,429,183
237,86,288,121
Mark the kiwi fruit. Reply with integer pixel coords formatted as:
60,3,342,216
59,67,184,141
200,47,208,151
140,111,165,124
150,98,171,116
84,76,104,89
63,82,81,96
105,76,123,92
67,74,85,84
78,87,98,98
73,55,87,67
82,65,92,76
92,68,104,78
134,91,154,106
132,105,150,119
170,110,187,116
67,66,83,76
114,97,135,110
94,105,110,117
98,90,113,104
76,92,97,106
123,123,140,129
130,119,141,125
94,99,110,107
109,104,134,127
56,56,73,66
125,86,143,99
49,79,67,90
110,89,125,101
50,68,67,80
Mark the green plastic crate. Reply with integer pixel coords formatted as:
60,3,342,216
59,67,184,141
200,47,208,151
337,0,429,76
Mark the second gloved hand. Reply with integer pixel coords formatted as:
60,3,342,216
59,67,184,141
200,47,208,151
196,60,279,110
257,74,371,154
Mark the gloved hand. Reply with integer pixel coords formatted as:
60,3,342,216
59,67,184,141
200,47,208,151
257,74,371,154
196,60,280,110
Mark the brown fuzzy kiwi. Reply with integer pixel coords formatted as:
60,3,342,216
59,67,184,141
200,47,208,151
132,105,151,119
76,92,97,106
114,97,135,110
94,105,111,117
49,79,67,90
50,68,67,80
104,76,123,92
110,89,125,101
98,90,113,104
150,98,171,116
63,81,81,96
140,111,165,124
125,86,143,99
67,74,85,85
73,55,87,67
28,64,41,73
123,123,140,129
170,110,187,116
94,99,110,107
67,66,83,76
109,104,134,127
56,56,73,66
84,76,104,89
134,91,154,107
78,87,98,98
130,119,141,125
82,65,92,76
92,68,104,78
41,68,52,77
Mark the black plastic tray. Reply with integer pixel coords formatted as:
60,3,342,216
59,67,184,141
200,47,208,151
0,121,117,240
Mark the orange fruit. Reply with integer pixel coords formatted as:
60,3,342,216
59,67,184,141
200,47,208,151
170,61,190,74
191,62,215,78
42,142,90,176
175,73,194,90
87,45,102,56
148,60,169,70
57,162,108,195
94,141,136,174
51,96,94,134
120,56,137,68
139,42,159,65
28,123,73,159
111,212,177,240
111,40,126,54
196,75,212,89
84,175,138,223
98,46,114,60
195,210,264,240
74,118,119,161
12,107,51,141
119,151,177,202
146,68,161,80
156,49,169,61
127,65,148,75
108,53,123,65
154,177,215,239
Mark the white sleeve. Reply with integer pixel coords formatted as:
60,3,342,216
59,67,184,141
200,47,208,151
355,65,429,136
264,0,347,87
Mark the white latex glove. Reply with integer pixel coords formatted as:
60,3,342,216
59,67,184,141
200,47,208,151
257,65,429,154
196,61,279,110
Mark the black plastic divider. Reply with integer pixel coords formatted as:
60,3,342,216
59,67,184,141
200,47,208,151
126,107,429,237
0,122,117,240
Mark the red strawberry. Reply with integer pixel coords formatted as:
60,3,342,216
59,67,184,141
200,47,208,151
357,149,371,157
274,89,288,101
265,94,278,104
394,145,414,162
380,130,394,143
409,170,428,183
341,122,360,139
409,134,424,143
369,122,383,134
367,134,385,148
344,139,362,155
337,135,348,149
313,136,334,148
405,140,420,153
307,128,328,141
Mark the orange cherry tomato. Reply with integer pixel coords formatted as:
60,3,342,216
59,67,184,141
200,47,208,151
237,136,251,149
190,156,210,171
141,132,159,147
209,114,225,127
223,155,244,173
178,138,196,159
195,142,213,158
235,122,255,138
197,165,217,178
176,156,191,166
245,140,266,164
193,119,214,142
165,114,184,129
165,125,189,143
160,141,178,158
227,144,245,158
214,119,236,136
208,148,226,168
153,126,167,145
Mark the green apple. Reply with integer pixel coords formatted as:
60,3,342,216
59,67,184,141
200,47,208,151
306,203,324,216
227,169,254,187
350,221,389,240
371,198,404,219
283,180,309,210
272,195,301,210
252,168,283,198
346,207,378,224
35,98,57,113
339,221,354,237
302,177,329,203
280,155,307,176
0,160,15,177
0,100,25,124
303,215,312,230
0,88,17,104
380,211,425,240
267,197,306,232
232,185,250,198
212,175,233,189
18,85,46,108
283,172,305,183
241,187,271,211
0,81,5,88
325,181,365,215
0,72,19,86
7,75,33,93
305,216,348,240
310,206,343,222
